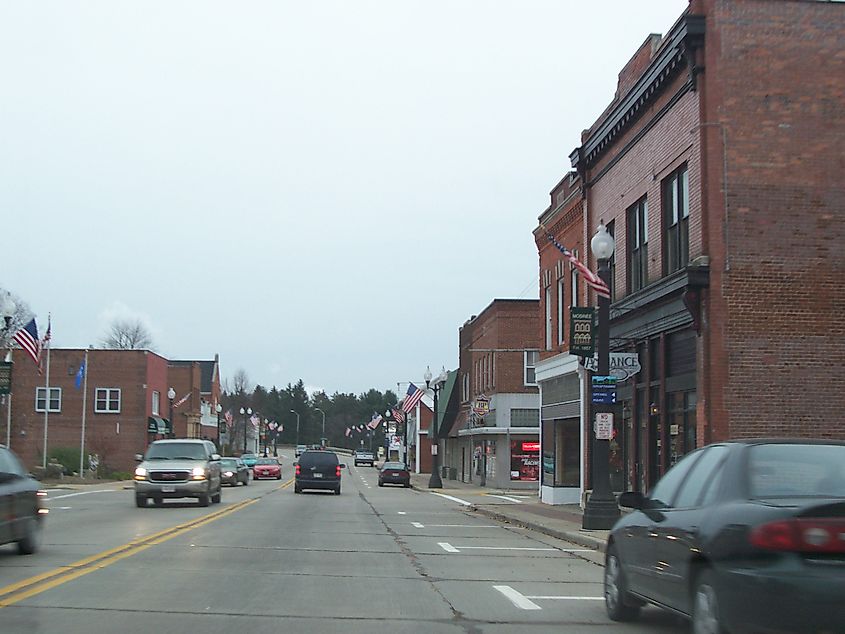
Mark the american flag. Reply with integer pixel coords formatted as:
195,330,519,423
367,413,382,430
391,407,406,423
547,235,610,299
345,427,351,437
225,410,234,428
173,392,191,408
401,383,424,413
250,414,260,430
13,318,41,368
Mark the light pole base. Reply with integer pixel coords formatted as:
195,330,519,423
428,471,443,488
582,492,620,530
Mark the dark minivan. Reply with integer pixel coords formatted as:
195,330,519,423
295,450,345,495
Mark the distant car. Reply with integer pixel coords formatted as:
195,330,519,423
295,450,345,494
0,444,46,555
353,450,375,467
378,462,410,488
295,445,307,457
134,439,222,507
240,453,258,469
605,439,845,634
253,457,282,480
219,457,250,486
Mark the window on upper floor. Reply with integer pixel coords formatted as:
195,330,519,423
95,388,121,413
606,220,616,300
152,390,160,416
524,350,539,386
557,277,565,346
570,253,580,308
627,197,648,293
544,286,552,351
663,164,689,275
35,387,61,413
462,372,469,402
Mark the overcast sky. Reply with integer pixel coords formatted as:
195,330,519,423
1,0,688,396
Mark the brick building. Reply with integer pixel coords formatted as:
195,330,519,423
2,348,221,474
441,299,541,489
540,0,845,498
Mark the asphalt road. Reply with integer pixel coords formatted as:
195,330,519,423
0,457,688,633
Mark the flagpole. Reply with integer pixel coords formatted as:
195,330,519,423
42,333,51,469
79,348,89,478
5,349,12,447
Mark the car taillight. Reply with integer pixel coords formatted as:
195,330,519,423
336,465,341,477
750,519,845,553
295,465,301,475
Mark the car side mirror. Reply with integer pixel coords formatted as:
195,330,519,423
211,454,221,461
134,454,144,462
339,463,346,469
618,491,646,509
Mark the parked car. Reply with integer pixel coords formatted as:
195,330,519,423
219,457,250,486
253,457,282,480
0,444,46,555
604,439,845,634
295,450,345,494
295,444,307,457
240,452,258,469
134,439,222,507
353,450,375,467
378,462,410,488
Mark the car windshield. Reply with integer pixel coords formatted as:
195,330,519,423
256,458,277,465
749,444,845,498
219,459,238,468
145,443,207,461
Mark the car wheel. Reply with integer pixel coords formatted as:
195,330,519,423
378,482,384,487
243,476,249,486
276,474,282,480
198,488,210,507
212,487,222,504
335,486,341,495
605,544,641,622
692,570,726,634
135,494,147,508
17,517,42,555
294,484,302,494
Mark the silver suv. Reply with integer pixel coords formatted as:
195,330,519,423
134,439,222,508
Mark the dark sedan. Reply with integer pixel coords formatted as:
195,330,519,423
0,445,47,555
219,457,249,486
378,462,410,488
604,439,845,634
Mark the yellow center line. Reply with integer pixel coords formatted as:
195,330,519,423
0,497,258,609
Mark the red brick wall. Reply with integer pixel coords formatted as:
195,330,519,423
699,0,845,441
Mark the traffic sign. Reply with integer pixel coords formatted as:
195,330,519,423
592,388,617,405
595,413,614,440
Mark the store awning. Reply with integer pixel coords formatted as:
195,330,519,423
147,416,172,434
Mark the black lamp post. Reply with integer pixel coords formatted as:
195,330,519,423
290,409,300,446
582,222,621,530
315,407,326,447
425,365,447,489
240,406,252,454
216,403,223,449
167,387,176,438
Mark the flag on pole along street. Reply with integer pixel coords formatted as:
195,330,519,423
250,414,260,429
173,392,191,408
401,383,424,413
75,359,86,389
12,318,41,367
225,410,234,428
367,413,382,430
391,407,406,423
547,235,610,299
345,427,351,437
38,315,51,375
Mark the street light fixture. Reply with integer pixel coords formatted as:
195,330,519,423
424,365,448,489
167,387,176,438
0,292,15,332
239,406,252,454
216,403,223,448
290,409,300,446
582,221,621,530
315,407,326,447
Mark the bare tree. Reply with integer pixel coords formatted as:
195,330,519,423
0,288,34,351
231,368,250,396
101,318,153,350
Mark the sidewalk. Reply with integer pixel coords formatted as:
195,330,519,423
407,470,610,553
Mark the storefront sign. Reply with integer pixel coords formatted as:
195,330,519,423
510,439,539,481
0,362,11,395
595,412,614,440
583,352,641,381
521,442,540,452
472,395,490,418
569,308,596,356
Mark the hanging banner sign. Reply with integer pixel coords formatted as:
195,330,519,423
472,395,490,418
0,362,11,395
569,307,596,357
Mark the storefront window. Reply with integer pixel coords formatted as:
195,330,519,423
510,440,540,481
542,422,555,485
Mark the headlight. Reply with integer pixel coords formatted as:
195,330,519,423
191,466,208,480
134,467,147,480
223,471,234,477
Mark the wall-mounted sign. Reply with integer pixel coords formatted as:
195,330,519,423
472,395,490,418
583,352,641,382
0,362,11,396
569,308,596,357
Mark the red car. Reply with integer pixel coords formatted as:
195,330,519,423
252,457,282,480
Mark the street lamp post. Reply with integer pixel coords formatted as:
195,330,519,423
239,406,252,454
315,407,326,447
167,387,176,439
582,222,621,530
425,365,448,489
216,403,223,450
290,409,300,446
2,293,17,449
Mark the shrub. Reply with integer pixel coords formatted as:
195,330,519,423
48,447,87,476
